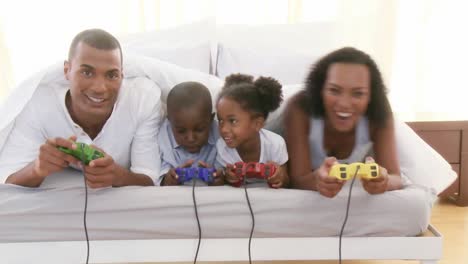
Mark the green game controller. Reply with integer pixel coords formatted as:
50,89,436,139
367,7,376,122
58,142,104,165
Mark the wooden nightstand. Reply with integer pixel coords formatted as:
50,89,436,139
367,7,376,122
406,120,468,206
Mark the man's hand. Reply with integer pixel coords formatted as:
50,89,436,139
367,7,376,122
361,157,389,195
315,157,345,198
162,159,194,186
266,162,288,188
33,136,79,179
83,148,117,188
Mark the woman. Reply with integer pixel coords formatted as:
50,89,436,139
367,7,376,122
284,47,402,197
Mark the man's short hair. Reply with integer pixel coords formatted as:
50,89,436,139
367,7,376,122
68,29,122,64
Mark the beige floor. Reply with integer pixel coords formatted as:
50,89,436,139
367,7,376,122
118,198,468,264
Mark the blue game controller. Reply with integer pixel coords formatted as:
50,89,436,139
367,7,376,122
175,167,216,184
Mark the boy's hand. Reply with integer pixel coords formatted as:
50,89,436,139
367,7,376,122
224,164,241,186
162,169,179,186
162,159,194,186
361,157,389,195
315,157,345,198
266,162,288,188
210,168,225,186
198,161,224,186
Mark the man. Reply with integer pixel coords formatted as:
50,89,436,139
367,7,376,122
0,29,162,187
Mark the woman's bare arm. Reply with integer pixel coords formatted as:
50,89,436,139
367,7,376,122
372,116,403,190
283,93,317,190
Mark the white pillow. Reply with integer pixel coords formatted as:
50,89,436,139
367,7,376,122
216,43,317,85
124,53,222,107
395,120,457,195
124,42,211,74
214,22,338,85
122,19,215,74
264,84,304,134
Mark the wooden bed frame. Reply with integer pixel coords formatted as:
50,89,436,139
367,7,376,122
1,225,442,264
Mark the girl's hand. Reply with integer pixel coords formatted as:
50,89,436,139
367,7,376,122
224,164,241,186
266,162,288,188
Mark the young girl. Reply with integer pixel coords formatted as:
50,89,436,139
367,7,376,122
216,74,289,188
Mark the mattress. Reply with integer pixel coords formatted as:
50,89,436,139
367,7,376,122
0,169,433,243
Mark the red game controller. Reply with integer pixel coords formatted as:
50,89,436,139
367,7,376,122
230,162,277,187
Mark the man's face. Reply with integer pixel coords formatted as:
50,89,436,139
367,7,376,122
64,42,123,122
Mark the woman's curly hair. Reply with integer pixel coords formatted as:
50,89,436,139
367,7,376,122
300,47,392,127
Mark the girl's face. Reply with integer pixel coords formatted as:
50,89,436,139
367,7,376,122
322,63,371,133
216,97,263,149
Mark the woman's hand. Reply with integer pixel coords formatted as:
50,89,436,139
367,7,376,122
315,157,345,198
361,157,389,194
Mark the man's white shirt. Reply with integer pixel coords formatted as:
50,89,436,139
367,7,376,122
0,76,162,186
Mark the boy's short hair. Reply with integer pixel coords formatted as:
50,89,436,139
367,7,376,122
167,82,212,116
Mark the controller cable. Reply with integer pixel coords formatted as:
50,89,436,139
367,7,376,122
78,144,90,264
192,175,202,264
243,175,255,264
338,166,360,264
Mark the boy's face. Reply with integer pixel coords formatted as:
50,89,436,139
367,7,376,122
169,104,214,154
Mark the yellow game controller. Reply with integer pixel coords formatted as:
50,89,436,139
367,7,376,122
329,162,379,180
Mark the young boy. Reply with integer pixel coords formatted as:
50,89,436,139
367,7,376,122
157,81,223,186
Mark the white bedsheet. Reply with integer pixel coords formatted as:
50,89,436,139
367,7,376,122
0,169,434,243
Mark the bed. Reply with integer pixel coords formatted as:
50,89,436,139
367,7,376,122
0,178,440,264
0,21,457,264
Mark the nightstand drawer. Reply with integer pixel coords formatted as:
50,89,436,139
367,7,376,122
442,164,460,196
407,120,468,206
451,164,460,175
417,131,460,163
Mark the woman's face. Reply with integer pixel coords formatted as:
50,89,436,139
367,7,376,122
321,63,371,132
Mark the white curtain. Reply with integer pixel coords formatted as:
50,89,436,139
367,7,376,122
0,0,466,120
389,0,468,120
0,18,13,104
